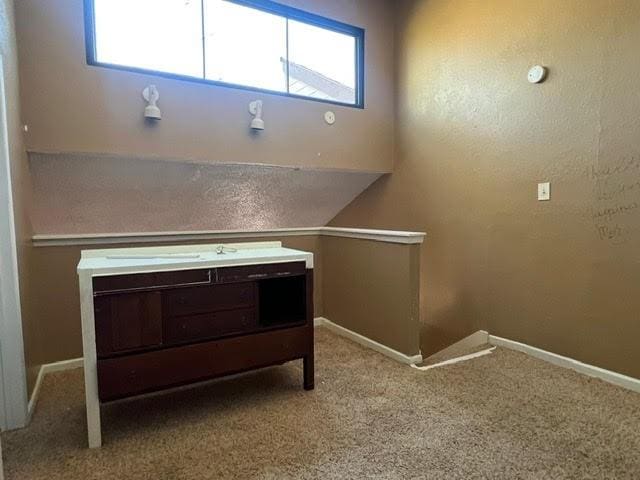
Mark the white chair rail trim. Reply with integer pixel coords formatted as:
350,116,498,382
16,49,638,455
32,227,426,247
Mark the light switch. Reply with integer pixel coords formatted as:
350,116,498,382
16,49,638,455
538,182,551,201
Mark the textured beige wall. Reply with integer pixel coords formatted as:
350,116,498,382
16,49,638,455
28,152,381,234
28,236,323,364
15,0,394,173
0,0,39,394
322,237,420,356
332,0,640,378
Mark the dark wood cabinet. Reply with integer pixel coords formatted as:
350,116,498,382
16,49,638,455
93,262,314,402
97,327,311,401
94,292,163,357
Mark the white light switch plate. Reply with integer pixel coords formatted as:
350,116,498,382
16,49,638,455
538,182,551,201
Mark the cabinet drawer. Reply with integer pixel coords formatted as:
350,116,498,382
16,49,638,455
217,262,305,284
164,308,256,345
94,269,212,295
97,326,312,401
163,283,255,317
95,292,163,357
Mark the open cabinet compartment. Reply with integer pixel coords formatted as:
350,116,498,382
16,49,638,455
258,275,307,328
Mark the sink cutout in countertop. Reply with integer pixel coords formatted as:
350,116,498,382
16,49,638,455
106,254,202,260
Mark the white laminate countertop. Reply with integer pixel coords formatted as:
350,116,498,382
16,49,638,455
77,241,313,277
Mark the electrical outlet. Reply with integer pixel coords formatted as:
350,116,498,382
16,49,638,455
538,182,551,201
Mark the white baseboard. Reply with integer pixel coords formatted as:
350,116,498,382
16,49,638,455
27,358,84,421
412,347,496,371
314,317,423,365
27,368,45,422
424,330,489,363
313,317,326,328
489,335,640,394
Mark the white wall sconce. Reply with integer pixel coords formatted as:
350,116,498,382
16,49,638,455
249,100,265,131
142,85,162,120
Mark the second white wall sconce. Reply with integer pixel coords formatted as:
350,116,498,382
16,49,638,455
249,100,265,130
142,85,162,120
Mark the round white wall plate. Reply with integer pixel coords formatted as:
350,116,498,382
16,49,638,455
324,111,336,125
528,65,548,84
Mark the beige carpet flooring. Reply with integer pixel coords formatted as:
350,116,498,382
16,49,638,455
2,328,640,479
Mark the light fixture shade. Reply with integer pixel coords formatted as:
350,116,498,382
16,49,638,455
249,100,265,131
142,85,162,121
250,117,265,130
144,104,162,120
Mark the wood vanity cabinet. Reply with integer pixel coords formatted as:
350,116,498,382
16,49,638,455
92,261,313,401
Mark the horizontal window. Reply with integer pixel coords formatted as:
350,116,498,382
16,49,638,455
84,0,365,108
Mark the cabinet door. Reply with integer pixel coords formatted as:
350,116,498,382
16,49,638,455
95,292,162,357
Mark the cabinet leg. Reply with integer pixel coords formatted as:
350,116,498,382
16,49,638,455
84,378,102,448
87,407,102,449
303,354,314,391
